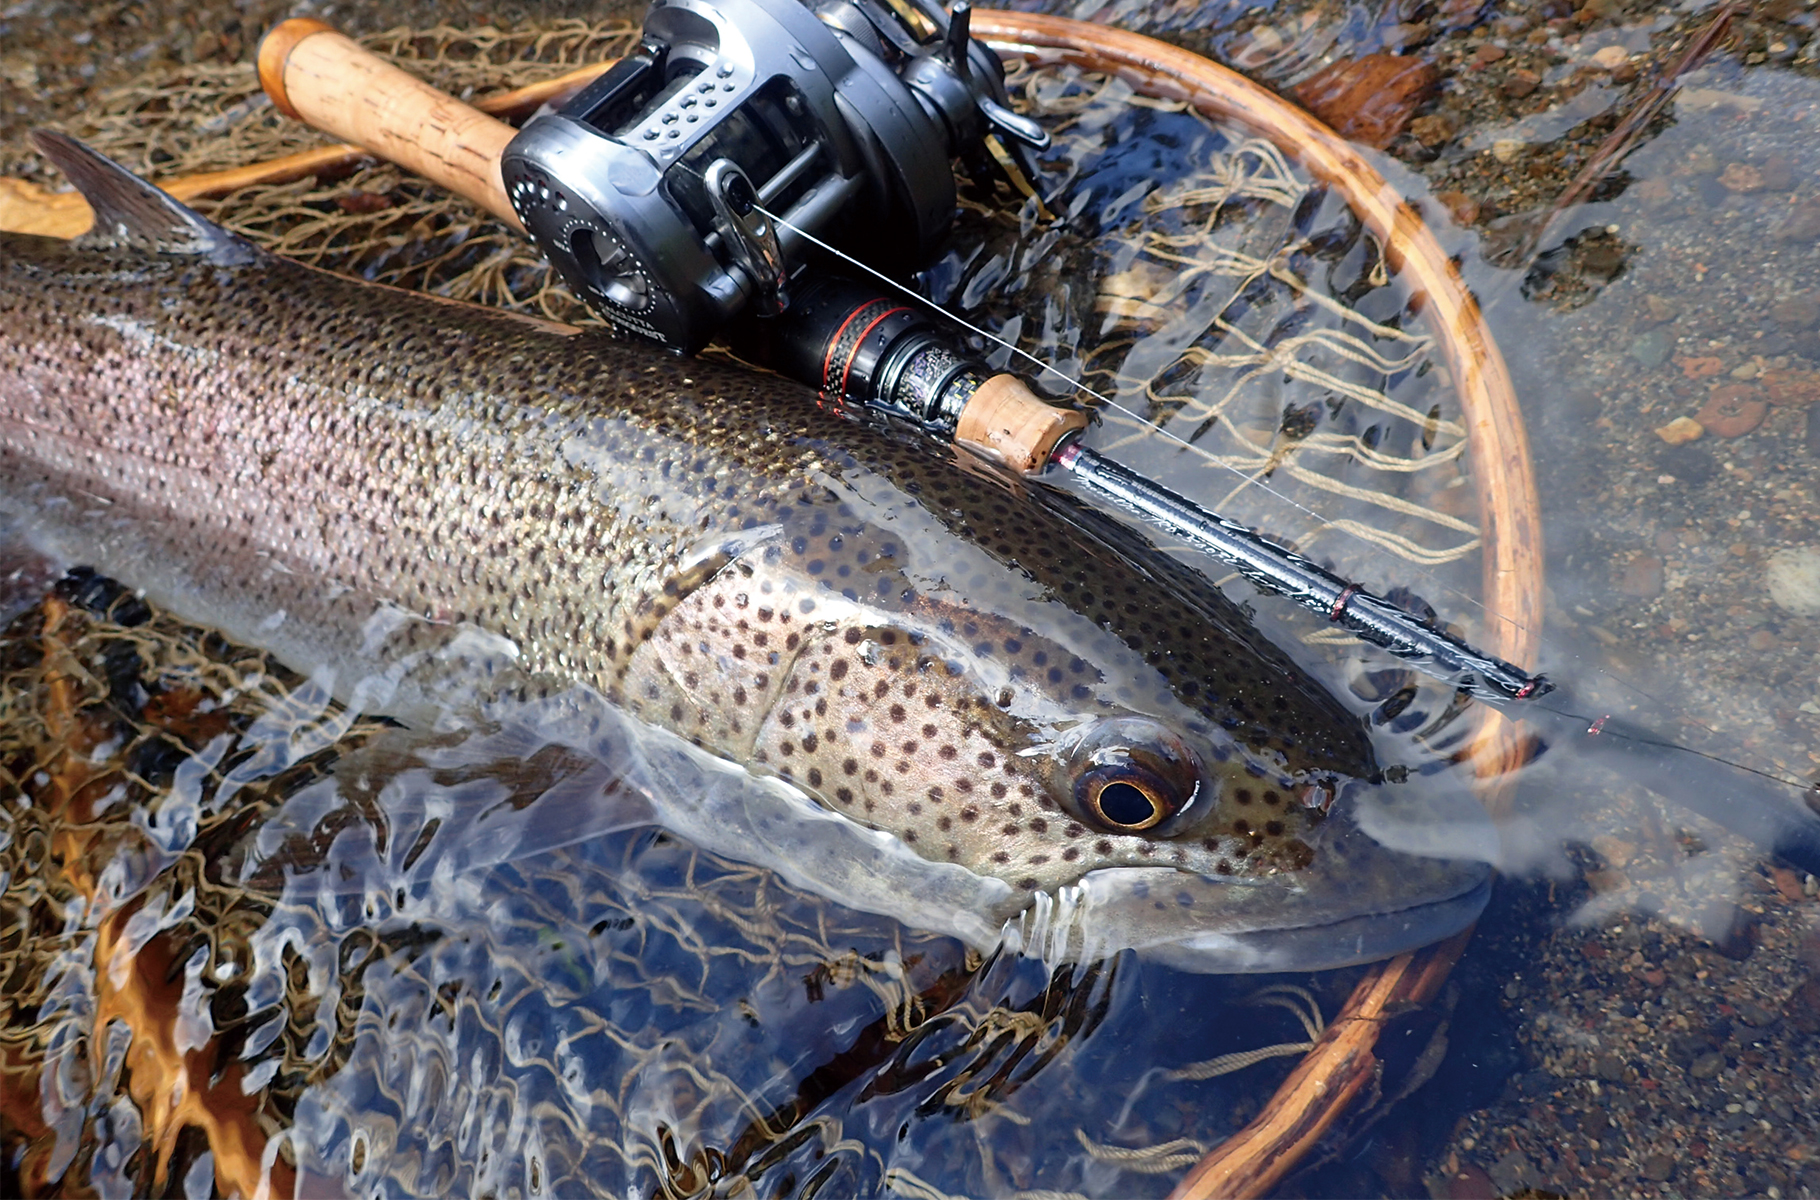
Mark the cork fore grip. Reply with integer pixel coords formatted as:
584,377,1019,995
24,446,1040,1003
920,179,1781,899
954,375,1090,474
257,18,523,230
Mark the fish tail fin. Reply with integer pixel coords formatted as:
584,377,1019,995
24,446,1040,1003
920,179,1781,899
27,130,260,266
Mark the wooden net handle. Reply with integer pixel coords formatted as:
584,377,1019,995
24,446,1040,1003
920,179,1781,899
969,13,1543,1199
257,18,523,230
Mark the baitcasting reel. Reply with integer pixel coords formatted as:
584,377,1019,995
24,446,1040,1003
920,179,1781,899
500,0,1048,352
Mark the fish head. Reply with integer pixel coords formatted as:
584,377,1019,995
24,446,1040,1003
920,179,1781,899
707,459,1494,969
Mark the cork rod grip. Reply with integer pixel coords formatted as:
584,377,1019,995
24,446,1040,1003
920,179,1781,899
954,375,1089,475
257,18,523,230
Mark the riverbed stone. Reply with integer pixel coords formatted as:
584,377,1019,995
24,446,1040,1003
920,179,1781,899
1767,547,1820,614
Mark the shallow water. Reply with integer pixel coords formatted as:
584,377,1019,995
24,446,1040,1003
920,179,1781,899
6,0,1820,1195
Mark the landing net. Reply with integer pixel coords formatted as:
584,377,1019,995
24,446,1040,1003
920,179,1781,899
0,22,1490,1198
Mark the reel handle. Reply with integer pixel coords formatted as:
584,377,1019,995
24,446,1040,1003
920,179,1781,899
257,19,523,230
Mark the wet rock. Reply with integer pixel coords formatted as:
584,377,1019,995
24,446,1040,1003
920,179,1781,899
1762,156,1796,191
1690,1051,1726,1079
1809,404,1820,453
1593,1052,1628,1082
1773,295,1820,329
1782,975,1820,1034
1642,1153,1677,1182
1292,54,1439,148
1696,383,1768,437
1767,547,1820,614
1655,416,1704,445
1619,555,1664,598
1502,67,1541,98
1713,912,1760,960
1763,368,1820,405
1748,628,1778,651
1434,189,1479,223
1641,293,1680,323
1472,42,1508,65
1777,198,1820,241
1677,354,1725,378
1411,112,1458,148
1630,328,1672,367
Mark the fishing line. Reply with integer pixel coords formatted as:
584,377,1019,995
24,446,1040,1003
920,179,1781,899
742,190,1808,793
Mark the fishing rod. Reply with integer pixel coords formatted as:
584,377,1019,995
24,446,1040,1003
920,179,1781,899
252,8,1820,874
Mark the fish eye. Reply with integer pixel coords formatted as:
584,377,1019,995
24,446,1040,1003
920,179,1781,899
1078,768,1180,831
1059,719,1207,836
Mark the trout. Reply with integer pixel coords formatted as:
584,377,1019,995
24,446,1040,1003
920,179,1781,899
0,133,1490,969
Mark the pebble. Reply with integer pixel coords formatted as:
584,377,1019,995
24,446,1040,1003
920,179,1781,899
1433,188,1479,223
1620,554,1664,597
1642,293,1681,323
1472,42,1508,65
1502,67,1541,98
1643,1153,1678,1182
1630,328,1672,367
1722,162,1767,193
1691,1051,1726,1079
1809,404,1820,453
1696,383,1768,437
1766,547,1820,614
1411,112,1458,148
1676,355,1724,379
1655,415,1704,445
1591,44,1631,68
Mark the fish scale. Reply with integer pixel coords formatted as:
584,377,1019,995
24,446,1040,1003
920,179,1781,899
0,134,1493,970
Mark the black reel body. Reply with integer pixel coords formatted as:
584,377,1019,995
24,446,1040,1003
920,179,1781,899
501,0,1046,352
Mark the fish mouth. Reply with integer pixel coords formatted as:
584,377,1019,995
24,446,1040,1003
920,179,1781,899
1015,775,1497,974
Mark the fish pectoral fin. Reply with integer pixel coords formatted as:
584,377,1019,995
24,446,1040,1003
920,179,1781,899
29,130,262,265
245,721,662,896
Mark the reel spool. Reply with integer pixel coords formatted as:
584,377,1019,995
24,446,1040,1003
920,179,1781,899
499,0,1048,351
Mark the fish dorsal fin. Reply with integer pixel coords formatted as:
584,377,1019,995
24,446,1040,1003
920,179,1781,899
29,129,261,265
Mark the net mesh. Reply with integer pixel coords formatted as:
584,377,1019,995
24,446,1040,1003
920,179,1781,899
964,65,1482,602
